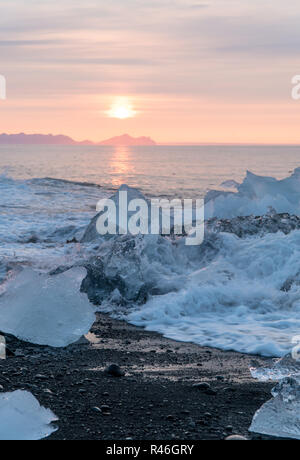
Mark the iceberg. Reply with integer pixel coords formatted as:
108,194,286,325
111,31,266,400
206,168,300,218
81,183,200,243
0,267,95,347
250,354,300,382
0,390,57,440
220,179,240,189
82,184,149,243
249,355,300,439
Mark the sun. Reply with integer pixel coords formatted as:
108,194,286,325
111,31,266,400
109,106,133,119
107,98,137,119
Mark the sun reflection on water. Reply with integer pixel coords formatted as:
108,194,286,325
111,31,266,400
108,146,135,188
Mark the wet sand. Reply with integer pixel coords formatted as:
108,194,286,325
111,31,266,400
0,313,273,440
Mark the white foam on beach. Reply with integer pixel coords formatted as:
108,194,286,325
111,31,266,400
0,390,57,440
0,267,95,347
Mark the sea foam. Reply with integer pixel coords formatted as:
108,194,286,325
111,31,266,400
206,168,300,218
79,171,300,357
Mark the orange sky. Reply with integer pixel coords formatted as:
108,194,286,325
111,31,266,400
0,0,300,144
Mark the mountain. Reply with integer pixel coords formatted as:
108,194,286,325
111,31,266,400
98,134,156,146
0,133,77,145
0,133,156,146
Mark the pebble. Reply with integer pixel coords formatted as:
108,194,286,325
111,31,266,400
100,405,111,413
205,388,217,396
192,382,210,390
92,406,102,414
43,388,54,395
104,364,125,377
225,435,248,440
187,421,196,429
224,387,236,392
35,374,48,380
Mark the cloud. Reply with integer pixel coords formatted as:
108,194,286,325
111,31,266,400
1,0,300,104
0,40,64,46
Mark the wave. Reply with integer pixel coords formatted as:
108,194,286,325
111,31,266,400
29,177,103,189
206,167,300,218
81,226,300,357
2,169,300,357
77,174,300,357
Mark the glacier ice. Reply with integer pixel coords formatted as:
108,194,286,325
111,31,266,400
250,354,300,382
249,355,300,439
0,267,95,347
220,179,240,189
81,183,201,243
82,184,149,243
0,390,57,440
249,378,300,440
206,212,300,239
206,168,300,218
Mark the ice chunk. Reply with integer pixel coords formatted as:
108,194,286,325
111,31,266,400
81,232,216,307
0,390,57,440
206,168,300,218
249,377,300,439
0,267,95,347
249,354,300,439
81,183,194,243
250,354,300,382
206,213,300,238
82,184,148,242
220,179,240,189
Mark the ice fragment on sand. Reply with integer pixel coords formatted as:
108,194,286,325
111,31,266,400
0,267,95,347
249,354,300,439
0,390,57,440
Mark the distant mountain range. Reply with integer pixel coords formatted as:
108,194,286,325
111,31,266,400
99,134,155,146
0,133,156,146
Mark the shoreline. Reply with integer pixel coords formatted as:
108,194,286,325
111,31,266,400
0,312,273,440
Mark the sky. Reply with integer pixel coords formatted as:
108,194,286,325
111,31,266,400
0,0,300,143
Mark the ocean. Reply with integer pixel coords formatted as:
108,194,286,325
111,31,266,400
1,144,300,357
1,144,300,197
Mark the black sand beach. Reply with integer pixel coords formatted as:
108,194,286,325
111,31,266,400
0,314,273,440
